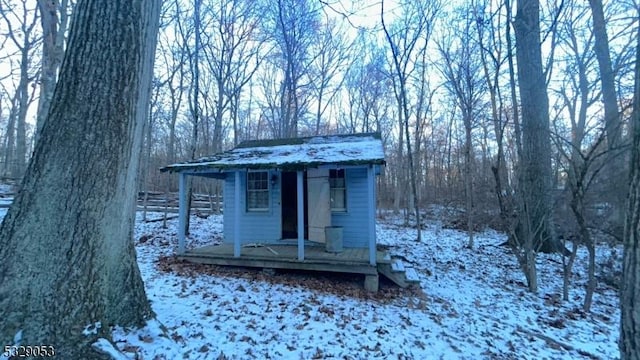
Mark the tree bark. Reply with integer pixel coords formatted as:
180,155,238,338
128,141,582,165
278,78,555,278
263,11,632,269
512,0,548,292
15,45,30,179
505,0,522,159
0,0,160,357
620,12,640,359
3,96,17,178
514,0,559,251
588,0,626,239
464,118,474,248
588,0,620,149
185,0,203,234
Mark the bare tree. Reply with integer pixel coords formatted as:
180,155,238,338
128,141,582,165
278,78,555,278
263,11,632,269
343,37,391,135
504,0,522,159
157,0,189,173
512,0,555,293
474,0,515,229
588,0,621,149
308,16,351,135
588,0,628,240
341,39,396,207
189,0,202,161
620,8,640,359
0,0,40,179
258,60,285,138
202,0,262,148
551,0,600,309
437,5,486,249
263,0,320,138
381,0,440,242
2,86,18,178
34,0,71,142
0,0,159,356
184,0,202,233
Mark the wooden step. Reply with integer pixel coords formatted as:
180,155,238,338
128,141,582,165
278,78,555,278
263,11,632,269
391,258,405,272
377,263,409,288
404,267,420,284
377,258,420,288
376,251,392,264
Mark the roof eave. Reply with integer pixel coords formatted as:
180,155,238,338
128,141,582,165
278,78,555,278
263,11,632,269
160,159,385,173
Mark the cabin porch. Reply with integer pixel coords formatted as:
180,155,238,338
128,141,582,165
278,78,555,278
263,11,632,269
178,243,398,291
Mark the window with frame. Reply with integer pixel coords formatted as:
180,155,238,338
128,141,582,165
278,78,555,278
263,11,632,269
329,169,346,212
247,171,269,211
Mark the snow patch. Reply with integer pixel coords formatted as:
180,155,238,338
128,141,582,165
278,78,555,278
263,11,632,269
83,322,102,336
92,338,129,360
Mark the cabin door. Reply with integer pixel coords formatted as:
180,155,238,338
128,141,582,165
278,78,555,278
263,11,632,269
281,171,308,239
306,168,330,243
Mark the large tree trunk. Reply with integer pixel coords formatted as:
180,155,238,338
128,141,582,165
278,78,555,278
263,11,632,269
620,16,640,360
0,0,160,357
511,0,547,293
464,114,474,248
185,0,203,234
588,0,620,149
513,0,562,257
588,0,626,239
505,0,522,159
393,96,404,214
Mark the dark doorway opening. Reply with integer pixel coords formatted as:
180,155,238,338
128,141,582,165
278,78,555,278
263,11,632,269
281,171,308,239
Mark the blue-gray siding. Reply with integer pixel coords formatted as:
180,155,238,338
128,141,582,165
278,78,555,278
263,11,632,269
222,167,375,247
223,170,282,244
331,168,370,248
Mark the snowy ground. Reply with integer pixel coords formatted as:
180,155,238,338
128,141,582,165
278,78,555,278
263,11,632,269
0,204,620,359
107,210,621,360
0,183,13,195
0,183,14,208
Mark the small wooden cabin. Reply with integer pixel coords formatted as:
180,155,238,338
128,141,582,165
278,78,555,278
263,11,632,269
161,133,417,291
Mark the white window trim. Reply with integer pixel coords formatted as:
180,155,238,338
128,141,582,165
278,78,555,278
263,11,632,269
246,170,270,212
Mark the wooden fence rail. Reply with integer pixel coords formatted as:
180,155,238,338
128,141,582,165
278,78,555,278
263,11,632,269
0,191,223,215
137,192,223,215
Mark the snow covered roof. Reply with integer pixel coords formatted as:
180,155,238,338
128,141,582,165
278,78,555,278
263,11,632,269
161,133,385,172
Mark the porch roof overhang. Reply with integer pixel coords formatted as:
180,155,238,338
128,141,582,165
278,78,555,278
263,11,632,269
160,133,385,173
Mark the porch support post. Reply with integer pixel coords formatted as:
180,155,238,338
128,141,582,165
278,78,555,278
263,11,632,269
234,170,241,257
177,172,187,255
367,165,376,265
297,170,304,261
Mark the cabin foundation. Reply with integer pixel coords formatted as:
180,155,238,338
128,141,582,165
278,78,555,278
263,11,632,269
364,274,379,292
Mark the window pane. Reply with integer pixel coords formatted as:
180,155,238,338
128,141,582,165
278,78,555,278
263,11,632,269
248,191,258,206
247,171,269,211
329,169,346,211
257,191,269,208
331,189,345,210
248,172,268,190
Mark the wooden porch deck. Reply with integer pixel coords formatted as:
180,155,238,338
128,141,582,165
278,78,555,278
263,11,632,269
179,243,391,275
